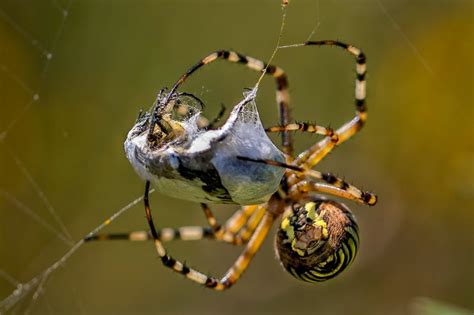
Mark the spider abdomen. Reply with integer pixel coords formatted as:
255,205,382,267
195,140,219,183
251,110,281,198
275,199,359,283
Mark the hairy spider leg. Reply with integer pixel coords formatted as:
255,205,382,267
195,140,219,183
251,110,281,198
202,203,268,245
205,103,227,130
85,203,262,245
200,203,221,233
145,180,276,290
288,180,375,205
200,203,265,245
265,122,339,143
237,157,377,206
233,205,267,243
84,227,214,242
83,213,265,246
289,40,367,169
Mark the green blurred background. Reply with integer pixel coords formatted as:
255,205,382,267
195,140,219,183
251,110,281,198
0,0,473,314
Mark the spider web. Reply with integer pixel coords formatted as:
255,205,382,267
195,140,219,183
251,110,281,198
0,1,77,312
0,1,142,312
0,0,450,313
0,2,293,313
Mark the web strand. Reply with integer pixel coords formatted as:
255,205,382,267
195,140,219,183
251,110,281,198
0,8,51,59
7,148,74,243
254,4,289,89
0,0,74,139
0,270,19,288
0,64,36,97
0,0,80,311
50,0,67,15
0,190,153,314
375,0,435,77
0,189,73,247
305,0,321,42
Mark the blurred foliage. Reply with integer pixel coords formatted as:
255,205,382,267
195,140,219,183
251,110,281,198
0,0,473,314
411,297,472,315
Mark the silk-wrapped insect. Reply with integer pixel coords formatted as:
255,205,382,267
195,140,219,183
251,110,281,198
124,88,285,205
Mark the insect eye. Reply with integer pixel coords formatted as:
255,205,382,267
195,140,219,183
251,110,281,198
169,93,204,121
275,199,359,283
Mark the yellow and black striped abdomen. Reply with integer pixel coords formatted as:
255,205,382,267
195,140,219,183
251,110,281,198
275,199,359,283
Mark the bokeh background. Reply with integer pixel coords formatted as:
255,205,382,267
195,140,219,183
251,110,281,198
0,0,472,314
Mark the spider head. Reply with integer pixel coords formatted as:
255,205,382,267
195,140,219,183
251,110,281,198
275,199,359,282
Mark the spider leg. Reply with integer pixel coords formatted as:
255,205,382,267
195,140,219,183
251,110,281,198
232,205,267,243
292,41,367,169
201,203,267,245
288,178,376,206
206,103,227,130
214,210,276,290
149,50,293,156
302,171,377,205
194,103,227,130
200,203,221,233
82,216,266,245
144,180,274,290
84,227,214,242
84,204,262,245
236,157,377,206
220,205,258,237
265,122,339,142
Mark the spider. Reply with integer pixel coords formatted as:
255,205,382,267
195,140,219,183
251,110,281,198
85,40,377,290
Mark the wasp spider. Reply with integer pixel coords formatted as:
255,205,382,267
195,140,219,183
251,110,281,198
86,40,377,290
